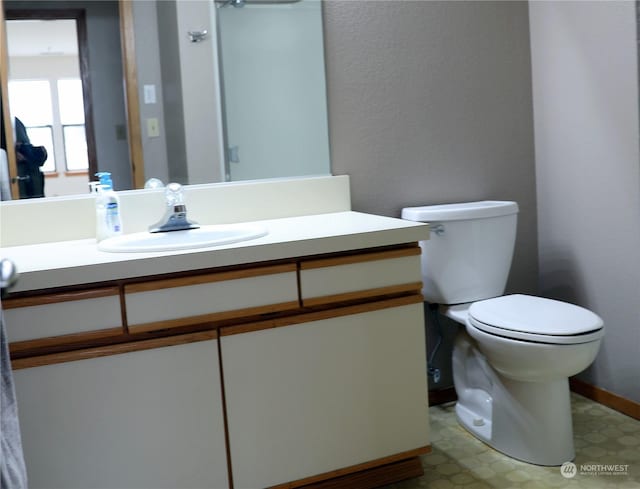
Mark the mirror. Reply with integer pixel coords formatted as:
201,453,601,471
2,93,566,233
0,0,331,200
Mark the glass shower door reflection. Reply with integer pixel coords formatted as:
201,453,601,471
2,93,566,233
217,0,331,181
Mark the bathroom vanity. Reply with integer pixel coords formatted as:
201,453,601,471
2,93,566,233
0,176,431,489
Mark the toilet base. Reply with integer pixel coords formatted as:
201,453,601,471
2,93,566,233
453,331,575,466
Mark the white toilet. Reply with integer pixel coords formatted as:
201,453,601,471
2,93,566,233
401,201,604,466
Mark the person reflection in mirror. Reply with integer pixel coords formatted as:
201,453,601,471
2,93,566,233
14,117,47,199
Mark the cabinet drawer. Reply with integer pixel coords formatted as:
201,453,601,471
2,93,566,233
299,248,423,306
124,264,299,333
3,288,123,345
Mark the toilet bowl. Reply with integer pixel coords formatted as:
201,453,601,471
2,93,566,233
446,294,603,465
401,201,605,466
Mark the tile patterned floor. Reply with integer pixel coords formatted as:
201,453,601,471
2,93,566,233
386,393,640,488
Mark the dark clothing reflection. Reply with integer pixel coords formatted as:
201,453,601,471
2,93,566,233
15,117,47,199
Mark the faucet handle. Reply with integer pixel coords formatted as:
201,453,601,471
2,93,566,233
165,182,185,208
149,182,199,233
144,178,165,189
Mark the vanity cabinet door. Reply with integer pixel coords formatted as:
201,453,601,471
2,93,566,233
299,248,423,306
124,264,298,333
13,335,229,489
220,302,430,489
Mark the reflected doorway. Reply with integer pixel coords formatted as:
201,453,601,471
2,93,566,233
5,10,96,198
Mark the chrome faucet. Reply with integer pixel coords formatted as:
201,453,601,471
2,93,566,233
149,183,200,233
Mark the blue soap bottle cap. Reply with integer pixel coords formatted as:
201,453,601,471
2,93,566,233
95,172,113,191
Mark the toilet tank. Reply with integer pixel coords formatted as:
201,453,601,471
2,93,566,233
402,201,518,305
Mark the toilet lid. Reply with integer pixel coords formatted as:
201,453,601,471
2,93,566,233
468,294,604,344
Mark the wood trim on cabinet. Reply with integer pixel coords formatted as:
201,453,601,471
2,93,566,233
570,377,640,420
125,264,297,294
300,247,421,271
12,330,219,370
128,301,301,334
3,287,120,309
9,327,125,356
220,294,424,337
302,282,423,308
268,446,431,489
296,457,424,489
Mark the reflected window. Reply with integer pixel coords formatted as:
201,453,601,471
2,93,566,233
58,79,88,171
7,80,53,125
58,79,85,124
63,125,89,171
7,78,89,173
8,80,56,172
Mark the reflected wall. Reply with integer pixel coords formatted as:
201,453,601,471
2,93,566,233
132,0,330,187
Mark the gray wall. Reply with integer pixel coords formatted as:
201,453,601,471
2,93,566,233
323,0,538,389
324,0,537,295
530,1,640,403
83,0,130,190
157,0,188,184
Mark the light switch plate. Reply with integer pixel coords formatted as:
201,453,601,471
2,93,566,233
147,118,160,138
143,84,156,104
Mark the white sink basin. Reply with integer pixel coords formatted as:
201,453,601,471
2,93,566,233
98,223,268,253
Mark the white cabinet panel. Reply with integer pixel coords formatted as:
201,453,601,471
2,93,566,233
221,303,429,488
14,338,228,489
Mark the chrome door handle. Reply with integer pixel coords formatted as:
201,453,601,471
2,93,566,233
0,259,19,297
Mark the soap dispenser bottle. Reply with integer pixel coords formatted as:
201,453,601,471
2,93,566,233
94,172,123,242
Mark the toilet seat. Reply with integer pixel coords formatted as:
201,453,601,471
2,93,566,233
468,294,604,345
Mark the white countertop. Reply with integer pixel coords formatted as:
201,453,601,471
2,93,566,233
2,212,429,293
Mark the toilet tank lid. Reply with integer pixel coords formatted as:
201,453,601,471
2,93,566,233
402,201,518,222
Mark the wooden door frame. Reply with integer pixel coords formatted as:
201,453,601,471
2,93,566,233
0,2,18,198
119,0,144,190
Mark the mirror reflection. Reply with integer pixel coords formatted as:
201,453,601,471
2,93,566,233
0,0,330,200
217,0,330,181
